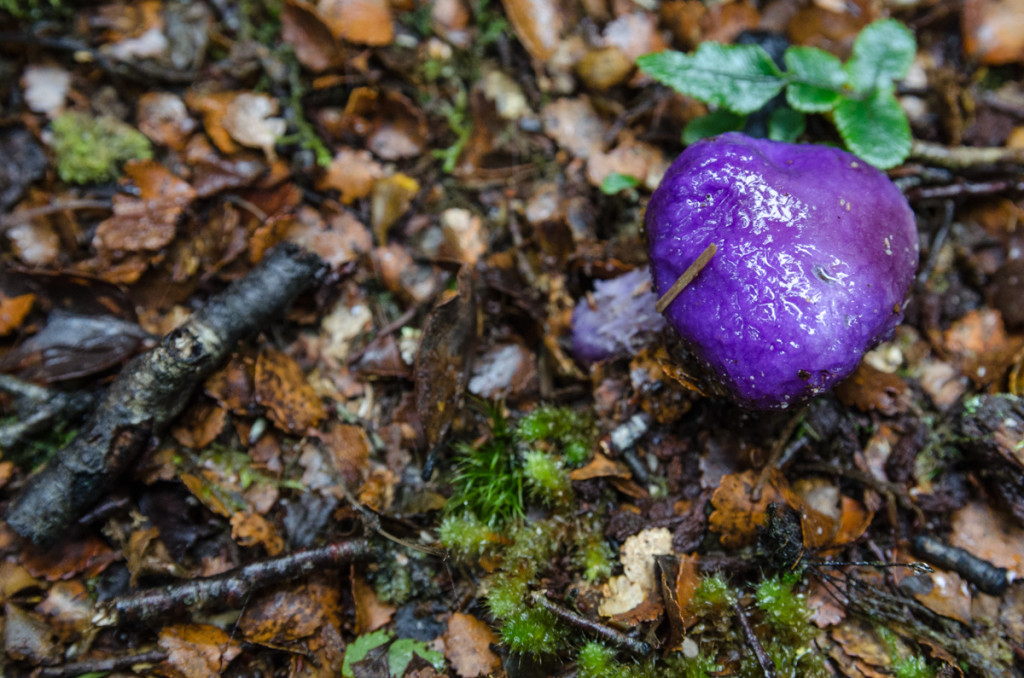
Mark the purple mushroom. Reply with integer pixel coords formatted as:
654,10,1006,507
571,267,666,364
646,133,918,409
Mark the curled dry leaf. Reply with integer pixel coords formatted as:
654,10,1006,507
221,92,287,161
599,527,674,620
353,572,397,634
708,468,802,549
501,0,563,60
282,0,348,71
415,266,477,451
318,0,395,45
230,510,285,556
20,64,70,117
137,92,196,150
371,173,420,243
541,96,607,160
316,148,384,204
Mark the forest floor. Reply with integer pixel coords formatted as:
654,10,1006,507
1,0,1024,676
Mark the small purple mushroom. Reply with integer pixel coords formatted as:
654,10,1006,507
646,133,918,409
571,268,666,364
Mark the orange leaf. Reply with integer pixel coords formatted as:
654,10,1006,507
708,468,800,549
443,612,502,678
0,293,34,336
255,348,326,433
158,624,241,678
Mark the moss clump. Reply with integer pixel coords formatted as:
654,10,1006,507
500,606,567,654
749,573,827,678
438,512,504,558
50,111,152,184
574,529,615,582
522,449,571,505
518,405,596,466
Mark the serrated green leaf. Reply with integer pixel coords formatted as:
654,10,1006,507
768,107,805,143
844,19,916,93
389,638,446,677
637,44,785,114
784,46,846,112
683,110,746,145
343,629,393,678
833,90,911,169
600,172,640,195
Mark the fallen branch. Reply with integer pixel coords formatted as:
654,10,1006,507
36,649,167,678
0,375,97,449
6,244,324,545
93,539,372,626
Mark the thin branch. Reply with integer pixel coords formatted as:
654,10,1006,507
36,650,167,678
94,539,372,626
530,591,652,656
655,243,717,313
0,199,112,232
733,600,776,678
909,140,1024,170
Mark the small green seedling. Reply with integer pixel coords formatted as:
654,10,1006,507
637,19,916,168
341,629,446,678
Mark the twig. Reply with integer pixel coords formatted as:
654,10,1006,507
655,243,716,313
733,600,776,678
909,140,1024,170
903,179,1024,201
36,649,167,678
911,534,1010,596
529,591,652,656
0,198,112,232
5,244,324,545
94,539,372,626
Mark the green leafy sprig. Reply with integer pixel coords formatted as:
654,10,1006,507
637,19,916,169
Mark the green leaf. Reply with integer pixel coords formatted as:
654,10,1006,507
768,107,805,143
343,629,393,678
844,19,916,93
600,172,640,195
637,44,785,115
784,46,846,112
683,110,746,145
833,89,911,169
389,638,446,677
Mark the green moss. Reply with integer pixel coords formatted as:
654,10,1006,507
500,607,567,655
518,406,596,466
50,111,152,184
577,643,626,678
692,574,737,614
755,573,810,633
485,571,530,619
574,530,615,582
0,0,66,19
447,407,525,527
522,449,572,505
438,512,503,559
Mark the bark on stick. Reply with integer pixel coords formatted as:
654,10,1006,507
6,244,324,544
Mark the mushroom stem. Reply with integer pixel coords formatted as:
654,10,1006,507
655,242,717,313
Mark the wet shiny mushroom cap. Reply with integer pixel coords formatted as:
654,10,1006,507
646,133,918,409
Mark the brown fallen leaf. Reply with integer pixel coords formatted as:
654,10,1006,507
255,348,327,434
239,579,341,646
442,612,501,678
158,623,242,678
501,0,563,60
415,266,477,451
353,571,397,634
318,0,395,45
93,160,197,254
282,0,348,71
231,511,285,556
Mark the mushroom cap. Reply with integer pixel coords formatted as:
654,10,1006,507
646,133,918,409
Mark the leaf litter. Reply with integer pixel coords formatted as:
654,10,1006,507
1,1,1024,677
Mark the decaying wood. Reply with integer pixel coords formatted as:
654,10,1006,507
0,375,97,449
957,393,1024,528
5,244,324,545
93,539,371,626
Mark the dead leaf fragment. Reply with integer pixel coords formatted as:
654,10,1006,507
501,0,563,60
21,64,70,116
158,623,241,678
240,579,341,646
443,612,501,678
0,293,35,336
963,0,1024,64
93,160,197,254
708,469,799,549
415,266,477,450
318,0,394,45
222,92,287,161
137,92,196,150
282,0,348,71
371,173,420,243
541,97,606,159
255,348,327,433
599,527,673,618
317,148,384,204
353,572,397,634
231,511,285,555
